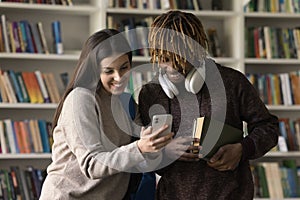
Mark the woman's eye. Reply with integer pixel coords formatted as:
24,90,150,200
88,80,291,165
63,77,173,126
104,69,113,74
121,65,129,71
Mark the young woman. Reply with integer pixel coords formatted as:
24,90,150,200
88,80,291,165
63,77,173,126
39,29,173,200
137,10,279,199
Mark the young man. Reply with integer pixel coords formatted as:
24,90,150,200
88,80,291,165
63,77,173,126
138,10,279,199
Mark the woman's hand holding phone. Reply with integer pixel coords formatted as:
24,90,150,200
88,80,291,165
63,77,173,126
137,115,174,153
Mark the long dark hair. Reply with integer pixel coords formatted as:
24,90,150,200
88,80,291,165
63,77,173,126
52,29,132,131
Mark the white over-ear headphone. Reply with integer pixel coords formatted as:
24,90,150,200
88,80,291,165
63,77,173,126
158,59,206,99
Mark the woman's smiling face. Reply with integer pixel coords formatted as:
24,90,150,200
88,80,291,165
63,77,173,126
100,54,131,95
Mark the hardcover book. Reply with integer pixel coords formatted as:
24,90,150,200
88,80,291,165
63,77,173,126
191,116,244,159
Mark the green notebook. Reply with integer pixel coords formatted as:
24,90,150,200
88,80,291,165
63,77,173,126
192,116,244,159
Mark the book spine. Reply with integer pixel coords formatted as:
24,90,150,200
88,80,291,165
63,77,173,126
15,72,30,103
34,70,50,103
8,70,24,103
1,14,11,53
52,21,63,54
37,22,49,54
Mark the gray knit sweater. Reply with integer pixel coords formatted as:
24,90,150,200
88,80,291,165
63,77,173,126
39,87,156,200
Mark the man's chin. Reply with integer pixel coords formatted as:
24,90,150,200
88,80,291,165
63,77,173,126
168,76,184,83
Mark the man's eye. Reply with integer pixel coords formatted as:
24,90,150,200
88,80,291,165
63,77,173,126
158,56,170,62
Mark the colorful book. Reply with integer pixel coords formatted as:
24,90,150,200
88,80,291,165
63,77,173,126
0,120,8,154
52,20,63,54
21,71,44,103
1,14,11,52
8,69,24,103
43,73,60,103
3,119,17,154
15,72,30,103
38,119,51,153
19,20,35,53
37,22,49,54
34,70,50,103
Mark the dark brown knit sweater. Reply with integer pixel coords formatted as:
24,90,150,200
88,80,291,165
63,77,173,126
137,60,279,200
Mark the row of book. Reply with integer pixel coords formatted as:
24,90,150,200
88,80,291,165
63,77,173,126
245,0,300,13
108,0,203,10
246,70,300,105
109,17,151,57
126,70,155,101
252,160,300,198
0,14,63,54
276,117,300,152
245,27,300,59
0,69,61,104
0,0,73,5
0,166,46,200
0,118,53,154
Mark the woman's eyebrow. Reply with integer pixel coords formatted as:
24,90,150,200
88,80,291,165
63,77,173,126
102,60,129,69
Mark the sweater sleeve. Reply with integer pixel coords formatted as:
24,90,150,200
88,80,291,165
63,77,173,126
236,72,279,161
59,88,146,179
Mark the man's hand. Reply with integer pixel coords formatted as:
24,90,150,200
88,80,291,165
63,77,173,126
207,143,242,171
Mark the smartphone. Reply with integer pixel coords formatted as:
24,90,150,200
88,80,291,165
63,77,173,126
151,114,173,137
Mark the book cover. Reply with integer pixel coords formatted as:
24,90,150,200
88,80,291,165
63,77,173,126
191,116,243,159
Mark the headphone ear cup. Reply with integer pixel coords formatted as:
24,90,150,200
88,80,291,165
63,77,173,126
185,66,205,94
158,72,175,99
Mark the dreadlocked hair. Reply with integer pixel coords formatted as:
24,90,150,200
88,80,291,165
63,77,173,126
149,10,209,74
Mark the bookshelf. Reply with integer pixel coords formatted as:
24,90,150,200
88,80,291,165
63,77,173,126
0,0,102,167
244,0,300,199
0,0,300,199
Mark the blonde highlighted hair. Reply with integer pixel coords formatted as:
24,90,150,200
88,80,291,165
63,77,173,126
148,10,209,74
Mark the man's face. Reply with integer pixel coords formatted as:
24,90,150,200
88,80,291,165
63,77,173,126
157,53,193,83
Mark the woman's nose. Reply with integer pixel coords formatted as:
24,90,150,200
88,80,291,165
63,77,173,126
113,72,121,81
